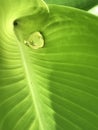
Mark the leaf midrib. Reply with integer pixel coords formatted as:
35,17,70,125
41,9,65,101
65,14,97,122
17,39,48,130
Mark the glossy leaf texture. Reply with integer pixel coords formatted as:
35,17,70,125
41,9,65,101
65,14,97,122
44,0,98,10
0,0,98,130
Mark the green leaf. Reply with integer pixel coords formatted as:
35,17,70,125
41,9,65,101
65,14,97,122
44,0,98,10
1,1,98,130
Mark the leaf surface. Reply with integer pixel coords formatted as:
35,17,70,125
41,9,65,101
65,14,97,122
0,1,98,130
44,0,98,10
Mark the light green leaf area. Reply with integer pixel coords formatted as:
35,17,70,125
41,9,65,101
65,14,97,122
0,0,98,130
44,0,98,10
88,5,98,16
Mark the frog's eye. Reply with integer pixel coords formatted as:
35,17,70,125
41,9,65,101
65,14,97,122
24,32,44,49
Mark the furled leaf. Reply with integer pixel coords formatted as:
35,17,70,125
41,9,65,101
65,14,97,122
0,0,98,130
44,0,98,10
